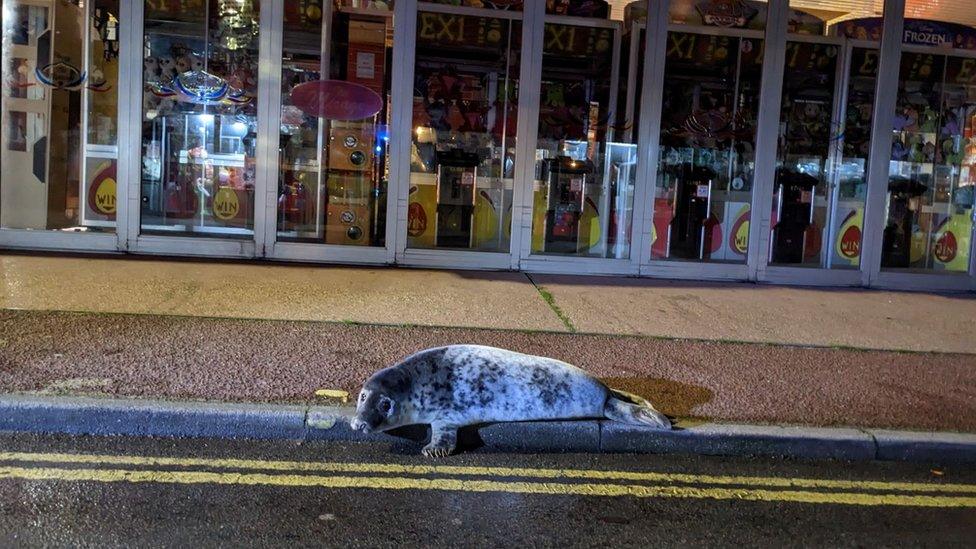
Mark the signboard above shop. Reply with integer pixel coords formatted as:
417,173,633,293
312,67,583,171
834,18,976,51
669,0,826,35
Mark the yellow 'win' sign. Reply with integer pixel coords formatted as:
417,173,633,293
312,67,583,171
213,187,240,220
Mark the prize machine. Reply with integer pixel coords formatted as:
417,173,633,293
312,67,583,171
407,10,522,252
534,19,624,257
278,4,391,246
140,1,260,234
771,168,819,264
667,163,718,260
540,155,596,254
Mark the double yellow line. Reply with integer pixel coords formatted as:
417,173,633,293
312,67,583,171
1,451,974,508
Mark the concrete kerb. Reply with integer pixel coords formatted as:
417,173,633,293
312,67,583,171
1,394,974,463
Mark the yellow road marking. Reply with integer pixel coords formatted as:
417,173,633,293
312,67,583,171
0,451,972,495
0,466,974,508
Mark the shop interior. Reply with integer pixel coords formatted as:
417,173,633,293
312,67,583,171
0,0,973,284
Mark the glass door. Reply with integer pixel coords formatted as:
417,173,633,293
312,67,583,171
404,3,523,255
651,28,763,263
525,3,644,261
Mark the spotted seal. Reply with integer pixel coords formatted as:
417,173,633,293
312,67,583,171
350,345,671,457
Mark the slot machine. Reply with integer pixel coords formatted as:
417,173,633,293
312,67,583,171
435,149,480,248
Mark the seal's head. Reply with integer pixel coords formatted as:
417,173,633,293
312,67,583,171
350,367,410,434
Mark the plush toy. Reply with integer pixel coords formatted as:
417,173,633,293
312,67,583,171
158,55,177,83
144,56,159,82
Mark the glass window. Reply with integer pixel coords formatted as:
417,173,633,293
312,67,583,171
140,0,260,236
834,9,976,275
650,5,764,264
276,0,394,247
529,3,646,258
1,0,121,231
407,8,521,252
882,50,974,273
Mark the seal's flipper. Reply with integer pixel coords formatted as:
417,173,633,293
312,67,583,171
604,391,672,430
422,422,458,458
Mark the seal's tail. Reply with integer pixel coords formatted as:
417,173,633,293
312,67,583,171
604,389,672,430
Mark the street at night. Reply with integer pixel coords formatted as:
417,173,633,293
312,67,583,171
0,432,974,547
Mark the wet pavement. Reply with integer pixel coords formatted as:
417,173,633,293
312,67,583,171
0,432,973,547
2,254,974,353
2,309,975,433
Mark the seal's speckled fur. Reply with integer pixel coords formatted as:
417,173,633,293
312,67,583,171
351,345,671,457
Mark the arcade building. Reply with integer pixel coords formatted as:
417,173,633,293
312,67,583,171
1,0,974,291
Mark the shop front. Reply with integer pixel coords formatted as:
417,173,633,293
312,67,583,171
0,0,973,291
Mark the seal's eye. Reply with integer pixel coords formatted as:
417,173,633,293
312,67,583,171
358,392,366,403
378,399,392,415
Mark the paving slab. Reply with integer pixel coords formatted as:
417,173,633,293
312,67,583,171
531,275,976,353
0,255,564,332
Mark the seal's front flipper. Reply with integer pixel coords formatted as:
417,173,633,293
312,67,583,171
422,422,458,458
604,394,672,430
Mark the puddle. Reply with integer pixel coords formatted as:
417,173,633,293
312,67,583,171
600,377,714,419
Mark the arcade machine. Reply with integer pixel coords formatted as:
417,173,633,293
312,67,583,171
540,155,595,254
434,149,480,248
771,168,819,264
881,176,928,268
668,163,718,260
278,3,390,246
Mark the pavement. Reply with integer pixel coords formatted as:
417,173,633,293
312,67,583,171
0,253,974,463
1,432,974,547
1,254,975,353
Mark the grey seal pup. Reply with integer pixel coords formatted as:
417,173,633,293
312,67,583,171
351,344,671,457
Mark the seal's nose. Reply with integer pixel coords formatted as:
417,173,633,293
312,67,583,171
350,417,371,433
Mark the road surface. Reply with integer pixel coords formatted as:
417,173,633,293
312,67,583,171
0,432,973,547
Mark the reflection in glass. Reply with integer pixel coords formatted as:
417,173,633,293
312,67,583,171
277,1,393,246
1,0,120,231
652,32,762,263
407,10,521,252
140,0,260,236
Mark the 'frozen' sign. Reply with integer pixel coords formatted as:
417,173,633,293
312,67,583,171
834,18,976,51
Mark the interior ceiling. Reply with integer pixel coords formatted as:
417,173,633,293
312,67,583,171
605,1,976,27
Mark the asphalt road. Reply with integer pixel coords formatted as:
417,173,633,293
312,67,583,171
0,433,973,547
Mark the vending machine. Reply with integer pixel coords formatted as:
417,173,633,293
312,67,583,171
540,155,595,254
435,149,480,248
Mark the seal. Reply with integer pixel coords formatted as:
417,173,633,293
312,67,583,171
350,345,671,457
